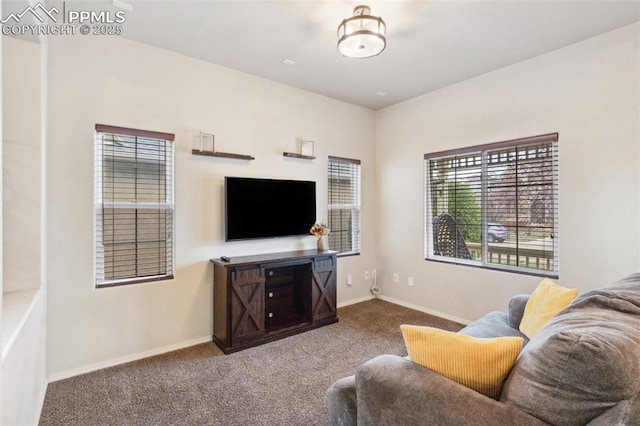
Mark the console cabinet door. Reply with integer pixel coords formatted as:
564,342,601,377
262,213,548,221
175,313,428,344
230,267,265,344
311,256,337,321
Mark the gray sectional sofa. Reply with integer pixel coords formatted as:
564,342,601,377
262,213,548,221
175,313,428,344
326,273,640,425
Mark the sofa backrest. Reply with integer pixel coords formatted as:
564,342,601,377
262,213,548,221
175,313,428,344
499,273,640,425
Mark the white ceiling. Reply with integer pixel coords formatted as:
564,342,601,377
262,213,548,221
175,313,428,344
9,0,640,110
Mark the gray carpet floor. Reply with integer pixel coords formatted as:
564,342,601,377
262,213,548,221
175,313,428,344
39,298,463,426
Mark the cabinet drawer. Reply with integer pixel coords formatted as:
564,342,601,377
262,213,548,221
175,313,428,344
265,267,294,286
265,285,294,312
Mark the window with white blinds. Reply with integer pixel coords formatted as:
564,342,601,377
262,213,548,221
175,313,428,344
95,124,175,287
425,133,558,277
328,156,361,255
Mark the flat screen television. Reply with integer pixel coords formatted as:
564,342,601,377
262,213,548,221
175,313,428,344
225,177,316,241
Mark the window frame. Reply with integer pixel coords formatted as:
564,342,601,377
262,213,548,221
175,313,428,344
327,156,361,257
424,133,559,278
94,124,176,288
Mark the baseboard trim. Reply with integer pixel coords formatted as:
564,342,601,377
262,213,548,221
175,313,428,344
47,336,212,383
377,295,471,325
337,295,375,308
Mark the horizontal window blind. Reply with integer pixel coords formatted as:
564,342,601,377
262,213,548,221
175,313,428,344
95,124,175,287
428,152,483,259
485,142,558,272
425,133,559,276
328,156,361,255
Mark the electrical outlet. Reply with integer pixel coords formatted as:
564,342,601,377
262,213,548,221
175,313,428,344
364,271,370,280
347,273,353,286
393,273,399,283
372,269,377,279
408,276,414,287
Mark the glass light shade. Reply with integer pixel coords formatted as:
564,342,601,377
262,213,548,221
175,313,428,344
337,6,387,59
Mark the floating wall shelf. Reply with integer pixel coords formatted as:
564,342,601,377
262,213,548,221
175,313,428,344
192,149,255,161
283,152,316,160
283,140,315,160
193,131,255,160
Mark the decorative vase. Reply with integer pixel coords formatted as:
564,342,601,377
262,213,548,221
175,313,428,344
317,236,325,251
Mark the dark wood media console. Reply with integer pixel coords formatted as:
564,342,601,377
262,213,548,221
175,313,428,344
211,250,338,353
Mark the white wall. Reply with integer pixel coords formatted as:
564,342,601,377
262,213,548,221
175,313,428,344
3,36,41,292
47,34,377,378
375,23,640,322
2,34,48,425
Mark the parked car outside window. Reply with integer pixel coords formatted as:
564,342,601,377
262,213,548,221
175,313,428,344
487,223,508,243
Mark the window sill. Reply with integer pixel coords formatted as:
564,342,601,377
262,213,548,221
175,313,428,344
96,274,175,288
337,252,360,258
425,257,558,279
2,288,41,361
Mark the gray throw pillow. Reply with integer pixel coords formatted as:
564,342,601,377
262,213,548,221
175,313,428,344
500,274,640,426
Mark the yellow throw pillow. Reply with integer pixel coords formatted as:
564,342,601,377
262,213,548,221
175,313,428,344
519,278,578,339
400,325,523,399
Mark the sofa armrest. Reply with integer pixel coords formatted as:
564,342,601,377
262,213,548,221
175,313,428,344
326,375,357,426
586,396,640,425
507,294,530,329
355,354,548,426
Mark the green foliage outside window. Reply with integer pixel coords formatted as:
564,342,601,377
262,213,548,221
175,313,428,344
447,181,481,243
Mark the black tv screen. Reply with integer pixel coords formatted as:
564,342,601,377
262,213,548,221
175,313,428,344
225,177,316,241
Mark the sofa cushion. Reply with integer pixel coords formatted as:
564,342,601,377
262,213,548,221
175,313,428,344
500,273,640,426
401,325,523,399
519,278,578,338
459,311,529,346
507,294,530,329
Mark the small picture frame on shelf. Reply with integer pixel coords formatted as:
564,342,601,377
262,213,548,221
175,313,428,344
300,140,314,157
197,132,215,152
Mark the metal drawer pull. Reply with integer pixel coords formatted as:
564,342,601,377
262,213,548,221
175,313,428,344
268,292,274,298
268,312,273,318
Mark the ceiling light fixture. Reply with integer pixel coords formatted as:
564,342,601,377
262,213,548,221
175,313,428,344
337,5,387,59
